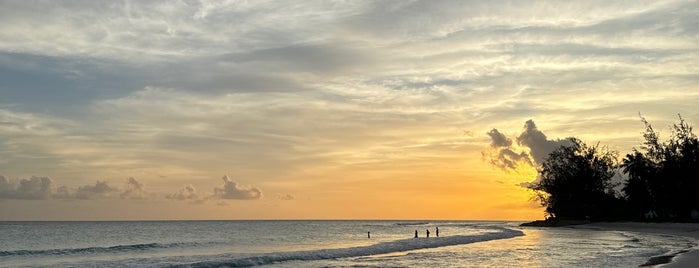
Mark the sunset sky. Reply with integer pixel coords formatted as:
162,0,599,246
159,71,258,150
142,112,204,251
1,0,698,221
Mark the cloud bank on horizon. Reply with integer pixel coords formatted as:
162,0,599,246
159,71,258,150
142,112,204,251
0,1,698,218
0,174,262,203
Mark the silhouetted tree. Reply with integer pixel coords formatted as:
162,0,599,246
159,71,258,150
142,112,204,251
621,114,699,220
532,138,620,220
621,151,656,219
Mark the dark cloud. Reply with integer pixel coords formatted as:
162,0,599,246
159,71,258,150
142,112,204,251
0,175,53,200
168,70,307,94
0,52,147,115
221,44,370,75
483,129,531,171
487,128,513,148
484,120,572,172
213,175,262,200
515,120,572,165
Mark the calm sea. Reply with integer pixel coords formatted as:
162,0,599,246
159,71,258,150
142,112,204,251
0,220,694,267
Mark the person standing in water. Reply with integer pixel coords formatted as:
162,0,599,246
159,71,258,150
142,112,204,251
436,226,439,237
414,230,418,238
368,231,371,239
426,229,430,238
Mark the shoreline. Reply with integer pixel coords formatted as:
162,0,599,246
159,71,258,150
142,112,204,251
523,221,699,267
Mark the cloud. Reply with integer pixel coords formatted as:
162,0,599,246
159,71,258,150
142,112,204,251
221,44,370,75
2,0,698,187
484,120,572,172
515,120,573,165
1,0,698,221
166,184,199,201
120,177,150,199
483,128,532,171
276,194,295,201
0,175,53,200
0,174,266,203
213,175,262,200
487,128,513,148
0,175,151,200
72,180,118,199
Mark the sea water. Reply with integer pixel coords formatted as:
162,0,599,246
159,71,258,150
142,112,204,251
0,220,695,267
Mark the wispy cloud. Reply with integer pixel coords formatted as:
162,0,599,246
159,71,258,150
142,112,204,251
0,0,697,219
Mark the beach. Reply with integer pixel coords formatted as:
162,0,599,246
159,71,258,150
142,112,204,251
2,220,697,267
567,222,699,267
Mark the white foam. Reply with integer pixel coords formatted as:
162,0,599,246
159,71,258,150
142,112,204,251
177,227,524,267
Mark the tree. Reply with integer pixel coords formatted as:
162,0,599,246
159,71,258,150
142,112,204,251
664,115,699,219
532,138,620,220
621,114,699,220
621,116,663,218
621,151,656,219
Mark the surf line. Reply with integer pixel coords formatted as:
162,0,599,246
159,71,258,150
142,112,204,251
177,228,524,267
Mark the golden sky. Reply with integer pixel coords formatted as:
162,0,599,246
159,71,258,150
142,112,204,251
1,0,698,220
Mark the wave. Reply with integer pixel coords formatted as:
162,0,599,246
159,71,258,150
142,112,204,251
394,222,430,226
173,227,524,267
0,242,192,257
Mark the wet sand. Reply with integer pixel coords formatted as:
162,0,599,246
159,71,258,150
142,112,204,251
567,222,699,267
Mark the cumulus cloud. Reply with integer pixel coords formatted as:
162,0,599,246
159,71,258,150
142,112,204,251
484,120,572,172
212,175,262,200
72,180,118,199
0,174,263,203
515,120,573,165
168,176,264,204
0,175,157,200
483,129,532,171
120,177,150,199
166,184,199,201
0,175,54,200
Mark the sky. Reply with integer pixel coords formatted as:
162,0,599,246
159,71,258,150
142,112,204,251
1,0,698,221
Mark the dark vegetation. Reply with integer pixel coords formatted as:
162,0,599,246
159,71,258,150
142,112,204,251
528,114,699,223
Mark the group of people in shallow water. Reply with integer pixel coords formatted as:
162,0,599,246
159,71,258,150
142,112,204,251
414,226,438,238
368,226,440,239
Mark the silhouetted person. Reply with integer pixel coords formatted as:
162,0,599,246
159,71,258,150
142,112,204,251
436,227,439,237
414,230,418,238
368,231,371,239
426,229,430,238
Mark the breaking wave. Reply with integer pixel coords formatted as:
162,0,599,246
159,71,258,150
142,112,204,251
173,227,523,267
0,242,192,256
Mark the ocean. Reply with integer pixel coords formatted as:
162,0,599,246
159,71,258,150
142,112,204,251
0,220,695,267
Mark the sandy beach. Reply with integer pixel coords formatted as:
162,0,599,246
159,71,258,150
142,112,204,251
568,222,699,267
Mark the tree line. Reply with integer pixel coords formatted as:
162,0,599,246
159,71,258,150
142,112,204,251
531,114,699,222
